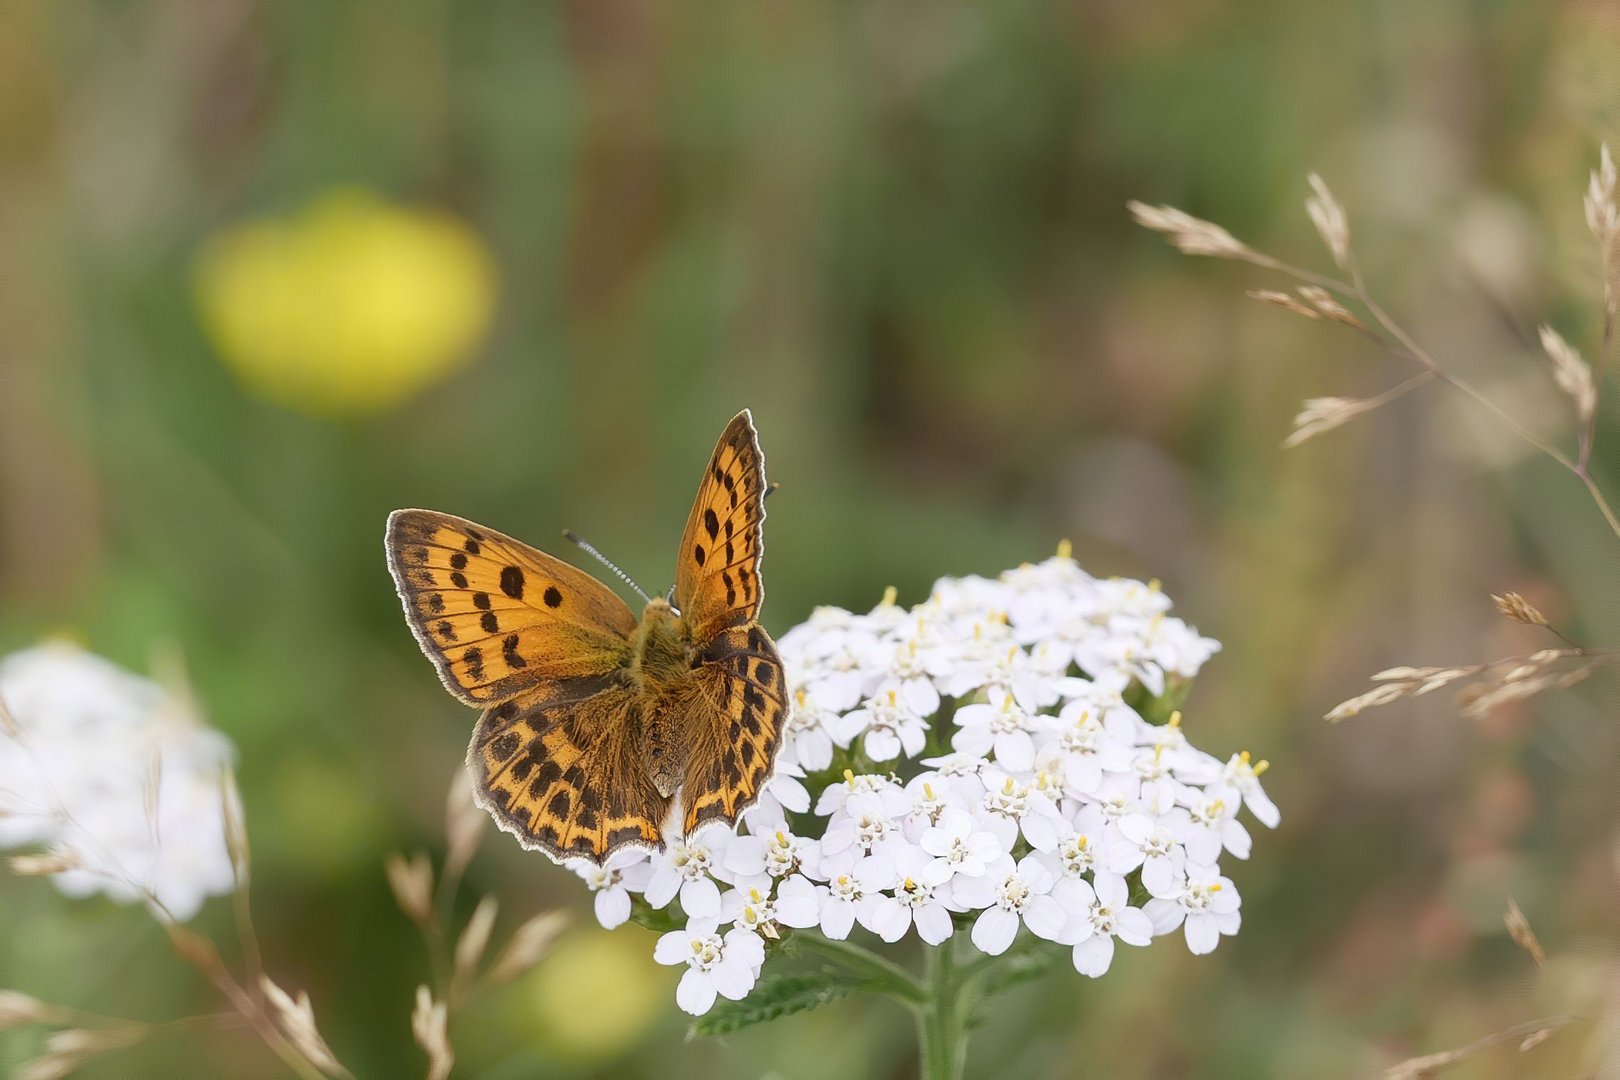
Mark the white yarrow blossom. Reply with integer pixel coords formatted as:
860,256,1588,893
953,853,1068,955
1144,864,1242,955
0,643,237,921
573,851,653,930
654,919,766,1015
560,550,1272,1022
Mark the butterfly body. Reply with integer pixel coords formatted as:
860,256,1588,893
385,411,785,865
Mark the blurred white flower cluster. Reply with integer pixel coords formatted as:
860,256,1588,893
569,551,1277,1016
0,644,238,921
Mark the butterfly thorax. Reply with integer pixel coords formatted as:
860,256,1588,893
630,597,696,797
629,598,693,687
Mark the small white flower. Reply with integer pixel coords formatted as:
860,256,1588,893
952,853,1068,955
1220,752,1279,828
814,771,910,819
819,805,902,876
725,828,821,885
882,638,943,716
1108,812,1189,899
1061,874,1154,978
574,851,652,929
918,752,993,805
1042,705,1132,797
835,688,929,762
863,846,954,945
817,855,894,940
952,691,1048,772
900,774,963,840
1143,864,1242,955
976,772,1065,852
1047,807,1116,881
0,644,237,922
653,919,766,1015
741,758,812,830
782,687,839,771
919,809,1001,879
719,877,819,939
643,835,731,918
1180,789,1251,864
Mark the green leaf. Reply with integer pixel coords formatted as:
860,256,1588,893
687,970,869,1038
976,941,1064,999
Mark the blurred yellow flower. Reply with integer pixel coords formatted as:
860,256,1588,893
194,190,497,416
527,926,669,1062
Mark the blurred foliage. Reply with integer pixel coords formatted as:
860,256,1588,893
1,0,1618,1076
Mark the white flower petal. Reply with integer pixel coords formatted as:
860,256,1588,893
653,930,694,966
971,906,1019,955
594,887,631,930
676,969,718,1015
1072,934,1115,977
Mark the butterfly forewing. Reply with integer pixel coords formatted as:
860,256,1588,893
470,683,669,861
386,509,637,706
681,621,788,835
673,410,767,643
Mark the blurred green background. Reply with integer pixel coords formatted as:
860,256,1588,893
3,1,1619,1076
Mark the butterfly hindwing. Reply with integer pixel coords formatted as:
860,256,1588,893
386,509,638,706
469,680,669,862
673,410,767,644
681,621,787,835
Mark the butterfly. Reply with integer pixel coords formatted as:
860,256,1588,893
384,410,786,865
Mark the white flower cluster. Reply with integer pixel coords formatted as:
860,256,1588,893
0,644,238,921
569,552,1278,1015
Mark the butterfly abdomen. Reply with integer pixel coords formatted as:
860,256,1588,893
629,598,697,797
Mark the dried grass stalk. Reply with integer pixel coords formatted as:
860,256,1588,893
9,851,80,876
259,977,350,1079
1538,326,1596,428
18,1025,146,1080
386,852,434,927
1382,1015,1573,1079
486,911,570,988
1247,289,1322,319
443,770,485,883
1285,397,1383,448
1305,172,1351,268
1126,201,1252,258
411,986,453,1080
1503,900,1547,968
0,990,59,1029
1491,592,1549,627
453,896,499,992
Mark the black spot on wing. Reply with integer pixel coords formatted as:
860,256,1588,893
500,565,525,599
543,586,563,608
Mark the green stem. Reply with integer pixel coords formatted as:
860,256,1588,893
914,936,968,1080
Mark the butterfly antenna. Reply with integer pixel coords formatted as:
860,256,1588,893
763,481,781,501
562,530,653,604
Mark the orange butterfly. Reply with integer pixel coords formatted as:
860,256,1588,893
385,411,786,864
